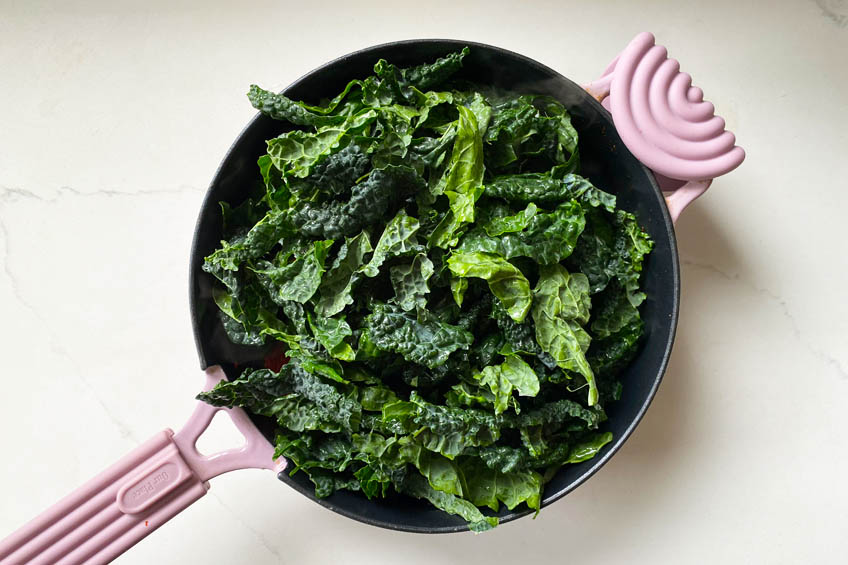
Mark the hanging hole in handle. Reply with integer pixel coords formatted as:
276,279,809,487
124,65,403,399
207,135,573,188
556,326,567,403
193,409,247,458
172,366,280,480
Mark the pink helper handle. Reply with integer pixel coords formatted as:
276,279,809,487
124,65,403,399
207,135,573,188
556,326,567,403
583,32,745,223
0,366,284,565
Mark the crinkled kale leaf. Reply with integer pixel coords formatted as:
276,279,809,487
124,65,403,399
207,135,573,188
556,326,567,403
199,48,653,531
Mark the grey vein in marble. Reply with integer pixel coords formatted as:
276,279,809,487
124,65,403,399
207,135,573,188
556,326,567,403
207,493,284,561
0,230,137,441
0,183,289,548
682,257,847,380
0,197,165,443
0,184,203,204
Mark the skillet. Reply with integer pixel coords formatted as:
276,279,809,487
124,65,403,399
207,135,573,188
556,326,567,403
0,33,743,563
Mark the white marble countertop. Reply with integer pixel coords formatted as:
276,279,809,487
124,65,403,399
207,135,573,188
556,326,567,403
2,1,847,563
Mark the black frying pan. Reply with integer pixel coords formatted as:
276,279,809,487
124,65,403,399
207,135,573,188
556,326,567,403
190,39,680,533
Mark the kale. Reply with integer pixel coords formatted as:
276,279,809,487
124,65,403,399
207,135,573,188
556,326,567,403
457,199,586,265
199,49,653,531
364,303,474,369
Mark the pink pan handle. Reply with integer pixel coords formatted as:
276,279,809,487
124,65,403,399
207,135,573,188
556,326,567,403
583,31,745,223
0,366,283,565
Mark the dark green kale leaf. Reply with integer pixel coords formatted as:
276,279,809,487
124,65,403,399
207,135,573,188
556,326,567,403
507,398,603,430
390,253,435,311
484,95,578,174
202,208,295,291
490,299,540,355
473,354,540,415
429,104,488,248
532,264,597,405
200,362,361,432
308,314,355,361
383,392,503,458
459,463,543,512
590,280,641,339
247,85,349,127
567,208,653,301
457,199,586,265
484,172,615,211
314,231,372,317
361,209,425,277
447,251,532,323
292,165,425,239
293,143,370,197
267,109,377,179
588,317,645,380
401,47,470,91
197,366,290,413
251,239,333,305
364,303,473,369
482,202,537,236
397,472,497,533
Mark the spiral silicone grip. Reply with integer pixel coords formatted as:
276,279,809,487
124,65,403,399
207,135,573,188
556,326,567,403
0,431,207,564
584,32,745,221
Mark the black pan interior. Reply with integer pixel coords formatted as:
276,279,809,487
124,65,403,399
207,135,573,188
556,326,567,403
189,39,679,533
